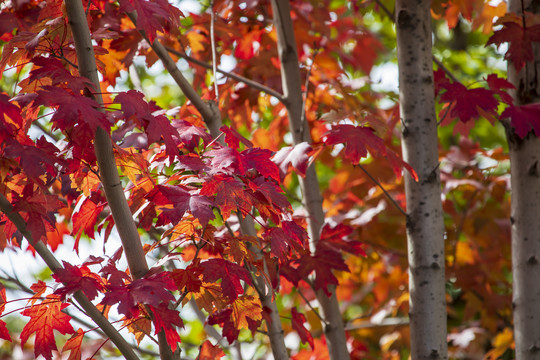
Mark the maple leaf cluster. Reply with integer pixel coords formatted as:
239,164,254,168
0,0,481,358
0,26,366,357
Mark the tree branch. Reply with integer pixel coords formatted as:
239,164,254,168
357,164,406,216
64,1,178,358
126,12,222,138
270,1,350,359
0,194,140,360
164,46,285,102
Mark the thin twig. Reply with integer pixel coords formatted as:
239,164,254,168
0,193,140,360
297,288,327,325
209,0,219,100
32,121,60,142
357,164,407,216
164,46,285,102
373,0,394,19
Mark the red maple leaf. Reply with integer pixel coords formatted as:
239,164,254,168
29,57,94,92
36,86,109,133
172,120,213,151
246,176,290,223
114,90,180,158
149,184,215,226
0,93,23,143
170,267,202,293
197,340,225,359
264,224,306,261
320,223,366,257
53,262,105,301
220,125,253,149
0,285,10,341
323,124,417,180
0,320,10,342
241,148,281,182
118,0,169,43
101,272,176,318
485,73,514,105
21,295,75,360
291,307,314,349
206,147,246,175
146,114,180,159
282,247,350,296
149,304,183,352
272,142,312,180
487,21,540,71
10,186,63,242
114,90,149,120
200,258,252,300
502,103,540,138
72,197,105,252
2,137,61,179
207,308,239,343
62,328,84,360
439,82,499,124
200,174,252,218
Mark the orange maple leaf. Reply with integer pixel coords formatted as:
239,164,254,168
62,328,84,360
21,295,74,360
197,340,225,359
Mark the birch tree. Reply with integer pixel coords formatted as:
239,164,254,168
506,0,540,358
396,0,448,358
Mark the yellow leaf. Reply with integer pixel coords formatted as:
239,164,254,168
484,327,513,359
231,295,262,330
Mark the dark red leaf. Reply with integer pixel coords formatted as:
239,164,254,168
149,184,215,226
207,308,239,343
72,197,104,252
502,103,540,138
320,223,366,257
487,21,540,71
200,259,252,300
485,74,514,105
220,126,253,149
200,175,252,219
149,304,183,352
172,120,213,150
101,272,176,318
118,0,169,43
291,307,314,349
323,124,417,180
36,87,109,133
439,82,499,124
53,262,104,301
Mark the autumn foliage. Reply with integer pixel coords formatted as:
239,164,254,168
0,0,533,358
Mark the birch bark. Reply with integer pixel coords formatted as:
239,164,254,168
396,0,448,358
507,1,540,358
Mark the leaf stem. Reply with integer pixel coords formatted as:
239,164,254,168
357,164,407,216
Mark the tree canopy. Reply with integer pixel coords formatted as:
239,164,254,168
0,0,530,359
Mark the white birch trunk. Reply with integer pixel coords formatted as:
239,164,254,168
507,1,540,358
396,0,448,358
